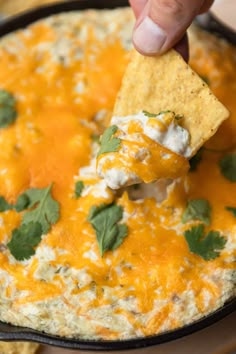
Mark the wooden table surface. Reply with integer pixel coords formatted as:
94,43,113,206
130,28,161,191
0,0,65,16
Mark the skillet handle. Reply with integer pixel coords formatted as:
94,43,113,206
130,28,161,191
196,12,236,46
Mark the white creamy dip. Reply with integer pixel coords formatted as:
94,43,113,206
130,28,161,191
97,111,191,189
111,111,192,157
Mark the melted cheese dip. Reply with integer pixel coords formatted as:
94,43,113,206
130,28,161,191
97,111,191,189
0,9,235,340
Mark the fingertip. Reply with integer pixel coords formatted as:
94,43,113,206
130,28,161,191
133,16,167,55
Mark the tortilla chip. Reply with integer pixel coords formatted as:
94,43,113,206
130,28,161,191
0,341,39,354
114,50,229,156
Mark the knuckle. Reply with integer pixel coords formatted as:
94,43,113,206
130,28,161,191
157,0,184,16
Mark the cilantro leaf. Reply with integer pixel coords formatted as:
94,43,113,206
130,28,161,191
175,114,184,120
88,203,108,220
15,193,30,212
0,196,13,212
97,125,121,157
75,181,84,198
22,183,60,234
7,222,43,261
225,206,236,217
158,110,172,115
3,184,60,261
0,193,30,213
182,199,211,225
143,110,159,117
88,203,128,256
0,90,15,107
189,148,203,172
219,154,236,182
111,224,128,251
143,110,173,117
184,224,226,261
143,110,183,120
91,134,100,144
0,90,17,128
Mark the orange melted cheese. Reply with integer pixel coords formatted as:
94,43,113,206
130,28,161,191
97,112,190,189
98,135,189,185
0,12,235,339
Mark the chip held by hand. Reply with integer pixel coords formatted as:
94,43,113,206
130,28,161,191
97,49,229,189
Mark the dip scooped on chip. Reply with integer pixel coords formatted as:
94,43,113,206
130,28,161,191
97,50,229,189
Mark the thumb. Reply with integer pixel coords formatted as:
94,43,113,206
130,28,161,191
133,0,206,55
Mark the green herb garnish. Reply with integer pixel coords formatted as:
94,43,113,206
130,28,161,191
175,114,184,120
219,154,236,182
22,183,59,233
184,224,226,261
0,196,13,212
7,222,43,261
7,184,60,260
91,134,100,144
182,199,211,225
0,193,30,213
88,203,128,256
158,110,172,115
0,90,17,128
15,194,30,212
143,110,183,120
75,181,84,198
143,110,159,117
189,148,203,172
143,110,173,117
225,206,236,217
97,125,121,157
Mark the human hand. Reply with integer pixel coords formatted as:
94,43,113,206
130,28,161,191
130,0,214,60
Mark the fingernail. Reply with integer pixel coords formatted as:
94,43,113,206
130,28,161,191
133,16,167,54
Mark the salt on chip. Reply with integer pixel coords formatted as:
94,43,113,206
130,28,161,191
114,50,229,156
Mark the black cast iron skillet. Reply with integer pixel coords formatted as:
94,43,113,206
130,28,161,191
196,12,236,46
0,0,235,350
